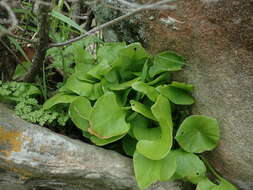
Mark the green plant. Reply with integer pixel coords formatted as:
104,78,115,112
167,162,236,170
46,36,102,78
42,42,236,189
2,0,88,81
0,80,69,126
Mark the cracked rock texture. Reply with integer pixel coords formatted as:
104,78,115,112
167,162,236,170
92,0,253,189
0,104,183,190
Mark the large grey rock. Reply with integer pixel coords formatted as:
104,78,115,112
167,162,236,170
0,104,183,190
92,0,253,189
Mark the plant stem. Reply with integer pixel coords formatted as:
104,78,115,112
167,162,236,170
200,155,223,181
42,60,47,101
48,0,175,48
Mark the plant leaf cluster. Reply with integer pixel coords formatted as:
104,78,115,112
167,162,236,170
0,1,238,188
0,81,69,126
40,42,236,189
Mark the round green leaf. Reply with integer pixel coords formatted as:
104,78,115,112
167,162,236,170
133,151,176,190
157,85,194,105
65,74,94,98
133,151,160,189
111,43,148,81
149,51,185,77
175,115,220,153
89,92,130,138
97,42,126,65
137,95,173,160
118,43,148,60
43,93,78,110
69,97,92,131
171,149,206,184
159,152,177,181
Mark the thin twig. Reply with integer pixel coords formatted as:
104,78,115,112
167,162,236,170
5,32,37,43
0,0,18,37
116,0,139,8
49,0,176,48
200,155,223,181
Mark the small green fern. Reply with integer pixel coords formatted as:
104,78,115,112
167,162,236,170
0,81,69,126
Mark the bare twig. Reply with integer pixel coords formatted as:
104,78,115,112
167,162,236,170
21,0,51,82
102,0,176,11
116,0,139,8
5,32,37,43
49,0,176,48
0,0,18,37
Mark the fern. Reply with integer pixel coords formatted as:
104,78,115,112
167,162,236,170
0,81,69,126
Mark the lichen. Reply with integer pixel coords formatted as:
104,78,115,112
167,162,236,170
0,127,22,157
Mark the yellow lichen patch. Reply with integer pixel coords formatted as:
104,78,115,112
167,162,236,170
0,127,22,157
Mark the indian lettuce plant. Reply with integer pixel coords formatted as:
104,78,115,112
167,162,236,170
43,42,237,190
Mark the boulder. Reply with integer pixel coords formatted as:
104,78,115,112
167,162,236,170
92,0,253,189
0,104,183,190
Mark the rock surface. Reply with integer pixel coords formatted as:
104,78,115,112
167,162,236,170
0,104,183,190
92,0,253,189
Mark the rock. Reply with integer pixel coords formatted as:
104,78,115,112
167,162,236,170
92,0,253,189
0,104,183,190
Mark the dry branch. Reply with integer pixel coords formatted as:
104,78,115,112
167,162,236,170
0,0,18,37
49,0,176,48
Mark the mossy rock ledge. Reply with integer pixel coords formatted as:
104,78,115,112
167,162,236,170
0,104,183,190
